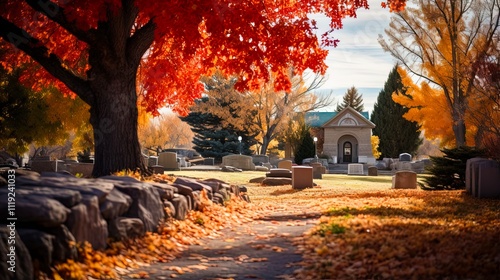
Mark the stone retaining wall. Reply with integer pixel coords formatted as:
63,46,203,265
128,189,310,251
0,169,248,279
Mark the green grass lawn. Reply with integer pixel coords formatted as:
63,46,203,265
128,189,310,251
166,170,428,190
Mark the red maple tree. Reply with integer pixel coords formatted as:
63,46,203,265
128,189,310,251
0,0,406,177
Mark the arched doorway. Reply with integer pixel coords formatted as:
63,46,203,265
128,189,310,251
343,142,352,163
337,134,358,163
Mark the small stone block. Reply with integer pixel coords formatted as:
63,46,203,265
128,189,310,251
151,165,164,174
392,171,417,189
368,166,378,176
348,163,364,175
310,163,323,179
292,166,313,189
278,160,293,171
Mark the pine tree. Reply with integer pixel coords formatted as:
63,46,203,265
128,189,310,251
181,97,255,161
370,66,422,159
294,129,316,165
336,86,364,112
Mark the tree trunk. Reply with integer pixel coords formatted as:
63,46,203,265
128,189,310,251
260,138,270,155
452,106,467,147
88,68,146,177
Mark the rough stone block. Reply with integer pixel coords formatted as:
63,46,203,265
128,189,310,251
108,217,145,241
172,195,189,220
1,228,34,280
392,171,417,189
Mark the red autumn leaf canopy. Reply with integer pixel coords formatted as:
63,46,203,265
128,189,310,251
1,0,407,177
1,0,406,115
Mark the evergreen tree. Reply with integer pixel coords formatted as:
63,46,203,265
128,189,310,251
294,129,315,165
336,86,364,112
181,97,255,161
422,146,485,190
370,66,422,159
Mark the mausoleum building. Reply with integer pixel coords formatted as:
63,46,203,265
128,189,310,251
305,106,376,164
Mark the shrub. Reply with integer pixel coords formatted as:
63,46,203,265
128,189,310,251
421,146,485,190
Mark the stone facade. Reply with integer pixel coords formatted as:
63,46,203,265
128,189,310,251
306,107,376,164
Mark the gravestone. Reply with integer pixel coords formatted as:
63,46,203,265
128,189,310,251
358,156,368,163
466,158,486,194
375,161,387,170
177,156,190,168
292,166,313,189
148,156,158,167
383,158,394,170
368,166,378,176
399,153,412,162
221,155,255,170
262,177,292,186
203,158,215,165
68,163,94,178
158,152,179,170
392,171,417,189
266,168,292,178
310,162,323,179
31,159,67,173
321,158,329,167
397,161,413,171
252,155,270,166
477,162,500,198
255,166,269,172
467,158,500,198
411,161,425,173
277,160,293,171
262,162,273,169
150,165,164,174
348,163,364,175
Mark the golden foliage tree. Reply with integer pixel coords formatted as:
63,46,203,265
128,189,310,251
379,0,500,147
138,113,194,154
393,68,457,146
196,71,334,155
371,135,382,159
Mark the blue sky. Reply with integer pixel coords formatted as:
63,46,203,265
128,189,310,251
308,2,398,115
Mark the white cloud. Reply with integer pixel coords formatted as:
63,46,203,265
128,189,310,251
306,2,398,113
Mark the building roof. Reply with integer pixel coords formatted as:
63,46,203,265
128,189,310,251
305,110,370,127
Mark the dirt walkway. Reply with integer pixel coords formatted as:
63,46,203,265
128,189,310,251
124,206,321,280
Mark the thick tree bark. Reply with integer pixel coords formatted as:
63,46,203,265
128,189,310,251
2,1,153,177
88,67,146,177
85,8,153,177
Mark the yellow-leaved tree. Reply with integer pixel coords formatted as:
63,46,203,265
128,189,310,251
380,0,500,148
393,68,459,147
138,113,194,154
371,135,382,159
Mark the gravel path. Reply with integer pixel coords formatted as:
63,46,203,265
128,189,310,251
124,206,321,280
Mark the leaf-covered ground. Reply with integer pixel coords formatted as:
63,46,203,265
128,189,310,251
51,173,500,279
292,189,500,279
